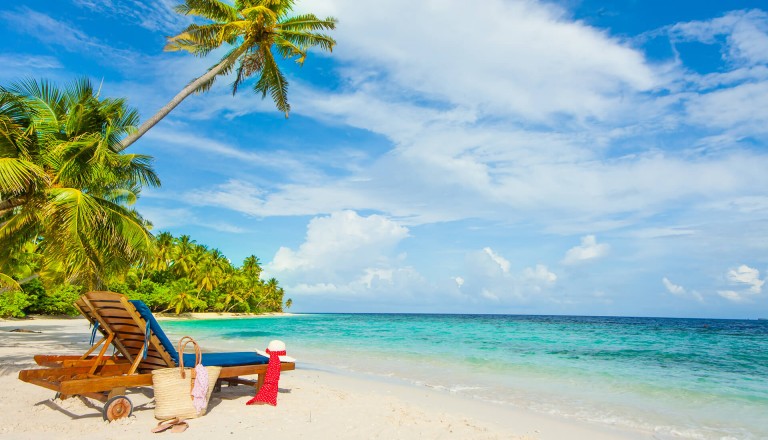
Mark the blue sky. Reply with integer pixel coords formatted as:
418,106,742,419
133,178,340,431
2,0,767,318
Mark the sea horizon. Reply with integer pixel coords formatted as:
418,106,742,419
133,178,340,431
286,311,767,321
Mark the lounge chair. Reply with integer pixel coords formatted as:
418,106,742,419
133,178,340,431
18,291,295,420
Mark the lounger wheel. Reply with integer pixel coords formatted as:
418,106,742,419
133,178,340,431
103,395,133,421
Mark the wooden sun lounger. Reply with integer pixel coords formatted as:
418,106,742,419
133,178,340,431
18,291,295,421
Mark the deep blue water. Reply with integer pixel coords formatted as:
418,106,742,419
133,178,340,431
164,314,768,439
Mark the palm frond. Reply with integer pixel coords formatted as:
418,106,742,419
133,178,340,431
176,0,239,23
278,30,336,53
0,272,22,293
253,47,290,116
0,158,46,195
277,14,337,32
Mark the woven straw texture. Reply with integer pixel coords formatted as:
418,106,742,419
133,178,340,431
152,336,221,420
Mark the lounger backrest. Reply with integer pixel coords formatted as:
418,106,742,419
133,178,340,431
128,299,181,364
82,291,177,372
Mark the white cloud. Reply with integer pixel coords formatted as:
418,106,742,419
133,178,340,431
140,206,246,234
718,265,765,303
662,277,704,303
72,0,188,32
0,8,138,64
308,0,655,122
524,265,558,285
562,235,610,265
718,290,747,303
726,265,764,294
483,247,511,273
457,249,558,303
265,211,412,296
662,277,686,295
668,9,768,66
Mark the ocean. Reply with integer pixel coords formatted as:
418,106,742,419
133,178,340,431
163,314,768,439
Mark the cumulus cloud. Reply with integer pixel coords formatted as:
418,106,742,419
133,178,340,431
718,264,765,302
726,265,764,294
562,235,610,265
264,211,413,297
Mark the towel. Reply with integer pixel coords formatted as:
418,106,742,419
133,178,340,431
246,348,284,406
191,363,209,414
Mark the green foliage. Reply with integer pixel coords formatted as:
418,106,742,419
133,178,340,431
1,77,289,317
27,284,81,316
0,78,159,290
106,232,287,315
0,290,31,318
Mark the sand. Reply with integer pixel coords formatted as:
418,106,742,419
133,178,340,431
0,317,652,439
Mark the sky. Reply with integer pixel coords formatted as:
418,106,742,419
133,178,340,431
2,0,767,318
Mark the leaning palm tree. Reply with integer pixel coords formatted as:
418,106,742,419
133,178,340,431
0,78,160,289
119,0,336,150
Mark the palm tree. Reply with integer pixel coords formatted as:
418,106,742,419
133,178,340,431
166,278,198,314
149,231,175,271
119,0,336,150
0,78,160,289
171,235,197,278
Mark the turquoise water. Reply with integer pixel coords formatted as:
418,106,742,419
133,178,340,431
163,314,768,439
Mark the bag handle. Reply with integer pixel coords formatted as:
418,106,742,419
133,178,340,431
177,336,202,379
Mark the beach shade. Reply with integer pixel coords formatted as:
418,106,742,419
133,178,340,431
247,340,294,406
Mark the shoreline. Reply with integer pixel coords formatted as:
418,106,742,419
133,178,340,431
1,311,295,323
0,318,652,439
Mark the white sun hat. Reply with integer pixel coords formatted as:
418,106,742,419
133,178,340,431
256,340,296,363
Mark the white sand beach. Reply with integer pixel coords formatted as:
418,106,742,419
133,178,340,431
0,317,651,440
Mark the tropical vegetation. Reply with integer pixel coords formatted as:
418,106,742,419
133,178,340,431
0,78,158,290
107,232,289,315
119,0,337,149
0,79,288,317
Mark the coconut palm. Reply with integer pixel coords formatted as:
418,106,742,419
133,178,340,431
0,78,160,289
166,278,198,314
149,231,175,271
171,235,197,277
119,0,336,150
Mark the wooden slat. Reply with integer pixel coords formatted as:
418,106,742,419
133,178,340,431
26,378,62,392
218,362,295,379
19,364,132,381
59,373,153,395
83,294,134,363
84,291,125,301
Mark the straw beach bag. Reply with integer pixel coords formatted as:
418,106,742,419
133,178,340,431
152,336,221,420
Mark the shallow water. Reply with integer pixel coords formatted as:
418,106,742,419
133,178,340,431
163,314,768,439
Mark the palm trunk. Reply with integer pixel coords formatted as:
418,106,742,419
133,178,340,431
118,46,248,151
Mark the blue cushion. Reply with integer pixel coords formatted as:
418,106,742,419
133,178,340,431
183,352,269,367
128,300,270,367
129,300,180,363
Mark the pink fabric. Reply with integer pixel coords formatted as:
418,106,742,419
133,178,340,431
246,349,284,406
191,363,209,414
